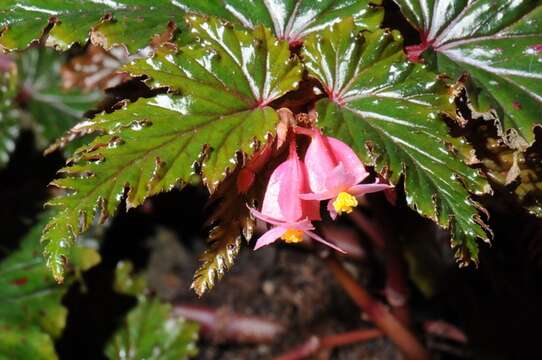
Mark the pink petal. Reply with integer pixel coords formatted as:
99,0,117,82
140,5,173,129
349,182,393,196
254,226,287,250
299,191,336,201
261,160,289,221
278,142,305,222
304,131,338,194
249,207,288,227
305,231,346,253
327,200,338,220
326,137,368,184
324,162,356,193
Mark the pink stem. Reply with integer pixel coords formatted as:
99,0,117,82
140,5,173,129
173,304,285,344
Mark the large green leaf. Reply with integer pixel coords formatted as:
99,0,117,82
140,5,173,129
0,215,100,360
0,0,383,52
0,54,19,168
175,0,383,41
0,0,186,52
41,16,302,282
17,47,102,148
303,19,491,264
394,0,542,147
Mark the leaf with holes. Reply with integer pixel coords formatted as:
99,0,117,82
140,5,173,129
304,19,491,264
41,16,302,282
0,0,185,52
394,0,542,148
175,0,383,43
0,53,19,168
0,214,100,360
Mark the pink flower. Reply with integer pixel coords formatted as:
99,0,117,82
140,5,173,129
297,128,393,219
250,140,345,253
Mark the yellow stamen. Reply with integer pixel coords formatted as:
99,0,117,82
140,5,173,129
333,192,358,215
281,229,304,243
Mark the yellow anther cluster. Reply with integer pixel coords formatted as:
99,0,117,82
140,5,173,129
281,229,304,243
332,192,358,215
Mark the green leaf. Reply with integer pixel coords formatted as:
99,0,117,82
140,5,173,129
105,299,198,360
0,54,19,168
0,214,100,360
16,47,102,148
41,17,302,282
394,0,542,148
303,19,491,264
175,0,383,40
0,1,186,52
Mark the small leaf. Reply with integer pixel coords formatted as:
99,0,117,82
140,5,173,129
303,19,491,264
175,0,383,41
105,299,199,360
41,17,301,282
395,0,542,148
0,1,186,52
113,261,148,297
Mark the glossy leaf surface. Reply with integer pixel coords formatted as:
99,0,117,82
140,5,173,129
175,0,383,41
394,0,542,147
0,1,184,52
0,215,100,360
304,19,491,263
41,17,301,282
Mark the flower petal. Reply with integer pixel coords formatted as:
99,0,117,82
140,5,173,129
261,160,289,221
299,191,336,201
249,207,288,227
304,130,338,194
326,137,369,184
349,182,393,196
324,162,356,193
254,226,287,250
305,230,346,253
327,200,338,220
278,143,305,222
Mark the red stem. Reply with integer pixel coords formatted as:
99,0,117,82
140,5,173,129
349,210,411,325
326,257,430,360
274,329,382,360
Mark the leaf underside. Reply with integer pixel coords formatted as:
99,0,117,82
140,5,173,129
303,19,491,263
394,0,542,147
41,16,302,282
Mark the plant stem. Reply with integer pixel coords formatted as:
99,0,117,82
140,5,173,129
173,304,284,343
274,328,382,360
325,257,430,360
349,210,411,325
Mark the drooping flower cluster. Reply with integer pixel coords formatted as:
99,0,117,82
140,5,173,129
250,127,392,252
